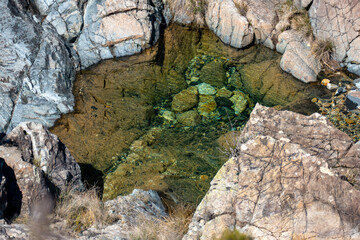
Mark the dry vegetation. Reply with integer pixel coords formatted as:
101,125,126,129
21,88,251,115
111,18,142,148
130,204,193,240
216,229,253,240
54,187,110,233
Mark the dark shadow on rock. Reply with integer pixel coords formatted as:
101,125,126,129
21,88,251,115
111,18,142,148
1,158,22,223
78,163,104,197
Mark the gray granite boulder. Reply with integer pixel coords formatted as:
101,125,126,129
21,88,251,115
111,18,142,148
74,0,164,68
0,0,76,134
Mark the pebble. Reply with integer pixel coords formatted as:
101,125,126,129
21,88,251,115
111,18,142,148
326,83,338,91
335,87,346,96
197,83,216,95
354,78,360,89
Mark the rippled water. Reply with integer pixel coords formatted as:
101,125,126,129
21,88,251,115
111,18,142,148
51,24,326,206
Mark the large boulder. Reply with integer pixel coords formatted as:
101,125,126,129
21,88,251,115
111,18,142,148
74,0,164,68
184,104,360,239
277,30,321,83
206,0,254,49
0,0,76,133
5,122,83,192
309,0,360,75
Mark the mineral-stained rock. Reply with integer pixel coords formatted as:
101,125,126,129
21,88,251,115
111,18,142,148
229,91,248,115
172,87,199,113
6,122,83,192
309,0,360,75
74,0,164,68
206,0,254,49
198,95,217,117
0,0,76,133
277,30,321,83
184,104,360,240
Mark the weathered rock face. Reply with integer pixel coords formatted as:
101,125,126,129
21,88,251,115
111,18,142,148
33,0,83,41
0,146,52,221
74,0,164,68
309,0,360,75
277,30,321,83
0,0,76,134
206,0,254,49
184,104,360,239
6,122,83,192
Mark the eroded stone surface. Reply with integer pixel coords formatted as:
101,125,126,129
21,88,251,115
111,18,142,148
206,0,254,49
6,122,83,191
0,0,76,133
309,0,360,75
75,0,164,68
184,104,360,239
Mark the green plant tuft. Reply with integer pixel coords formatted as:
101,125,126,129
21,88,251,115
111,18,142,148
217,229,253,240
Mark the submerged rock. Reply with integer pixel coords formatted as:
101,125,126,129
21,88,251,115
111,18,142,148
177,110,201,127
184,104,360,239
172,87,199,113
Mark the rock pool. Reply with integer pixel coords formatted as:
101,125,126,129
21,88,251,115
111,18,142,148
50,24,326,206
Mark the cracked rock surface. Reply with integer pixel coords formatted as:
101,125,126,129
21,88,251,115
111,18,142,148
183,104,360,240
309,0,360,75
74,0,164,68
0,0,76,133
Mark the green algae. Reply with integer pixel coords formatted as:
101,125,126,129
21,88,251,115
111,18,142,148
51,24,326,206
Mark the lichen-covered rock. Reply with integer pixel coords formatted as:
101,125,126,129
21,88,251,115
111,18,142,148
33,0,83,41
277,30,321,83
184,104,360,240
309,0,360,75
0,0,76,133
206,0,254,49
74,0,164,68
6,122,83,192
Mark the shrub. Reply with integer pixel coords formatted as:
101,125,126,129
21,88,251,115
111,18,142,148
217,229,253,240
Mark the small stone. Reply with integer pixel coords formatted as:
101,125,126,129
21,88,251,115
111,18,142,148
198,95,217,117
327,83,339,91
161,111,176,124
197,83,217,95
335,87,347,96
230,91,248,115
354,78,360,89
346,90,360,110
172,88,199,113
345,118,355,124
321,79,330,86
199,175,209,180
311,98,318,103
217,88,233,98
176,110,201,127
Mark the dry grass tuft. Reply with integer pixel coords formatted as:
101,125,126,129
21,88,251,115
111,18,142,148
312,38,339,71
54,187,109,232
291,11,312,37
130,204,193,240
